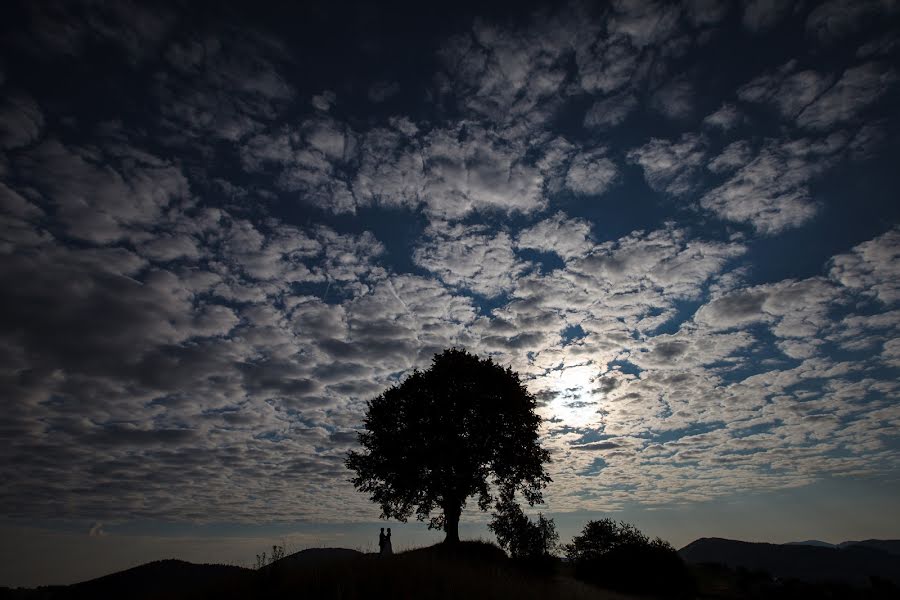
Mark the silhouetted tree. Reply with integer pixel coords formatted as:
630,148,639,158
346,348,551,543
254,544,285,570
565,519,693,597
489,489,558,562
564,518,649,562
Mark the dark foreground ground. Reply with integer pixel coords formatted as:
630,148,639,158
2,540,899,599
0,542,627,600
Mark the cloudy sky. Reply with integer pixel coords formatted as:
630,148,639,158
2,0,900,587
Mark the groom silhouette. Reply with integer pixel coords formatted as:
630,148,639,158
378,527,385,554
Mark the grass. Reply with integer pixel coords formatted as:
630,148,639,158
223,541,631,600
14,539,892,599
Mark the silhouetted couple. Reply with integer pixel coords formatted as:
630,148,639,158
378,527,392,556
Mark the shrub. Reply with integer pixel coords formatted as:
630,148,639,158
488,494,558,564
564,518,648,562
566,519,694,598
254,544,285,570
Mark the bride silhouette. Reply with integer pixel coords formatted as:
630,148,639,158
380,527,393,556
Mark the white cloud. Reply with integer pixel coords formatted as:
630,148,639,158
351,124,426,210
738,62,836,119
829,227,900,304
516,212,594,261
565,148,618,195
413,223,528,297
651,78,694,119
0,182,44,220
240,119,357,213
352,122,560,220
16,139,189,244
695,277,838,339
609,0,683,47
565,225,746,305
437,18,569,124
796,62,897,130
707,140,753,173
627,133,706,196
139,234,201,262
857,32,900,58
158,31,294,142
421,126,547,219
576,37,640,95
703,103,742,130
699,138,841,234
584,91,638,129
311,90,336,112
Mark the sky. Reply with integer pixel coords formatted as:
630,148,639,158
1,0,900,588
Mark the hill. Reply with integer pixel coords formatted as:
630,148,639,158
0,542,628,600
679,537,900,585
785,539,836,548
9,538,899,600
0,559,251,600
840,539,900,556
267,547,363,570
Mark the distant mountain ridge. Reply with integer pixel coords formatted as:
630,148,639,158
838,539,900,556
679,537,900,585
785,539,836,548
787,539,900,554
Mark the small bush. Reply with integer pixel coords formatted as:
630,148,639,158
254,544,285,570
488,494,559,567
564,518,648,562
575,543,694,597
566,519,694,598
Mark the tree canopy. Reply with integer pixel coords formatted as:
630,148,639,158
345,348,551,543
488,489,559,561
564,518,673,563
564,519,689,597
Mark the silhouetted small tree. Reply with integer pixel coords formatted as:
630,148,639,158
565,519,693,597
564,518,649,562
489,490,558,561
346,348,551,543
254,544,285,570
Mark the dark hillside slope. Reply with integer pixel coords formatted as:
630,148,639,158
679,537,900,585
840,540,900,556
2,542,628,600
51,559,249,600
267,547,362,570
250,541,621,599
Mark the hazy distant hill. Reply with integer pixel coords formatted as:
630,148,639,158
787,539,900,555
785,539,836,548
839,539,900,556
679,537,900,585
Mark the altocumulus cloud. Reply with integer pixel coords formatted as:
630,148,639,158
0,0,899,536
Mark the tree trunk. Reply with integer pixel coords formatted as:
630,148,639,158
443,504,461,543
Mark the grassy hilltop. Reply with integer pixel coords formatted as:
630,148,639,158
0,541,626,600
4,538,900,599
